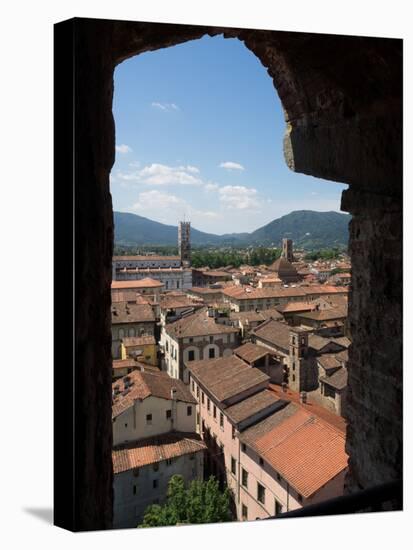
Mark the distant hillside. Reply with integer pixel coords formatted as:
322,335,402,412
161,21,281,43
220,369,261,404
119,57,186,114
114,210,350,249
247,210,350,248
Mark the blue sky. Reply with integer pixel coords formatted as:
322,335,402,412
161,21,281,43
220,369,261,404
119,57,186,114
110,35,347,234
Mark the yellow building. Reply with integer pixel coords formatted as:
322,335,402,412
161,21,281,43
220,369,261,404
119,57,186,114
120,335,157,366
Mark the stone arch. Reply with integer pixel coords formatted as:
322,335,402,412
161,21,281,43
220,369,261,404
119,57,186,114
61,18,402,530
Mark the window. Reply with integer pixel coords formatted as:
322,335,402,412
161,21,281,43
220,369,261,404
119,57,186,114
242,504,248,521
133,468,139,477
220,412,224,430
231,457,236,475
133,485,137,495
241,443,246,453
166,341,169,352
128,328,135,337
153,479,158,489
189,337,193,343
177,281,180,289
201,391,205,405
209,336,213,343
118,328,125,339
292,374,296,382
187,405,192,416
275,499,283,515
191,380,195,392
153,463,159,472
232,426,236,439
189,454,195,461
166,409,172,419
257,482,266,504
196,412,200,426
292,363,295,371
324,384,336,398
145,355,151,361
188,349,195,361
124,423,128,428
213,405,217,419
209,347,215,359
259,457,264,466
277,472,282,482
207,398,210,413
146,414,152,425
166,458,173,466
196,386,200,398
241,468,248,488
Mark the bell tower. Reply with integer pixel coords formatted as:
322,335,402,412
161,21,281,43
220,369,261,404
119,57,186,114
178,221,191,267
282,238,294,262
288,328,309,392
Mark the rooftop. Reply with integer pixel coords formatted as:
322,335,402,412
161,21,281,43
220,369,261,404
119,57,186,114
121,335,156,347
234,342,271,364
165,307,238,339
111,278,165,289
112,370,196,418
187,355,269,404
252,318,293,351
225,389,285,425
113,255,180,262
113,432,206,474
111,301,155,324
320,367,348,390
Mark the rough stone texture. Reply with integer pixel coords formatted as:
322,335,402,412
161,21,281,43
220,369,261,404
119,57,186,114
70,18,402,529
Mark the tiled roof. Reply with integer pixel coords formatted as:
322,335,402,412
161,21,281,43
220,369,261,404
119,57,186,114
160,295,204,310
187,355,269,403
112,370,196,418
223,286,307,301
113,255,180,262
234,342,271,364
113,432,206,474
166,307,238,338
121,335,156,347
317,355,342,371
111,278,165,289
229,309,283,324
225,389,285,425
268,257,299,276
296,307,347,321
187,287,224,294
276,301,316,313
252,319,292,351
242,406,348,498
111,301,156,324
320,367,348,390
111,290,139,303
112,359,138,370
269,384,347,433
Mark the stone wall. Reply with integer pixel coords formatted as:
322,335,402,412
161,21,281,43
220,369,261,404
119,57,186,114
64,18,402,529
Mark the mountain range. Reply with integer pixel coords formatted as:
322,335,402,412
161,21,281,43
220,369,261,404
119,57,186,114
114,210,350,249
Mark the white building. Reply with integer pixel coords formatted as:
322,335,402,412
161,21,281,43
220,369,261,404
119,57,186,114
112,370,206,528
160,307,240,384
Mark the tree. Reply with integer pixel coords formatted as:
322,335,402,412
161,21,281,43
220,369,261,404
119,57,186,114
139,474,233,527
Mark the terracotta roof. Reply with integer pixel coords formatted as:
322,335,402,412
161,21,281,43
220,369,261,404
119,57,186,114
268,257,300,277
187,287,224,294
276,301,316,313
269,384,347,433
225,389,285,425
112,359,138,370
234,342,271,364
111,278,165,289
320,367,348,390
166,307,238,339
121,335,156,347
252,409,348,498
223,286,307,301
112,370,196,418
187,355,269,403
317,355,343,371
229,309,283,324
296,307,347,321
113,432,206,474
111,290,139,303
252,319,292,351
160,295,204,310
301,285,349,296
113,255,180,262
111,301,156,324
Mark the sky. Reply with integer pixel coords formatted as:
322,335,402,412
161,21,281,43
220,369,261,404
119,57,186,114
110,35,347,235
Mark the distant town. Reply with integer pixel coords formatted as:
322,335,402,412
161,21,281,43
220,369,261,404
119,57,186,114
111,221,351,528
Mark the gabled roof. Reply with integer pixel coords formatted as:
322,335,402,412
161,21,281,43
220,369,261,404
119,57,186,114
165,307,238,338
111,278,165,289
234,342,271,364
113,432,206,474
112,370,196,418
121,335,156,347
252,318,291,351
187,355,269,403
111,301,155,324
268,257,299,277
320,367,348,390
240,405,348,498
225,389,285,425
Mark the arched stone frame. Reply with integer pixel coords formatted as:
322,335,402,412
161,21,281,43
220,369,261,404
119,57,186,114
203,343,220,360
57,18,402,530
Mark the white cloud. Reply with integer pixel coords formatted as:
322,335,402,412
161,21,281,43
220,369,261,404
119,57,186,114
151,102,180,112
205,183,219,192
115,144,132,154
219,161,245,171
116,163,203,187
219,185,259,210
132,190,184,211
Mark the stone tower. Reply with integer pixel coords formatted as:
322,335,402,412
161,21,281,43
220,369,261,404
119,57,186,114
288,328,309,392
178,221,191,267
282,238,294,262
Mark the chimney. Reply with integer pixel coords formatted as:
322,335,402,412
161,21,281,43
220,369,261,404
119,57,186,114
300,391,307,404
